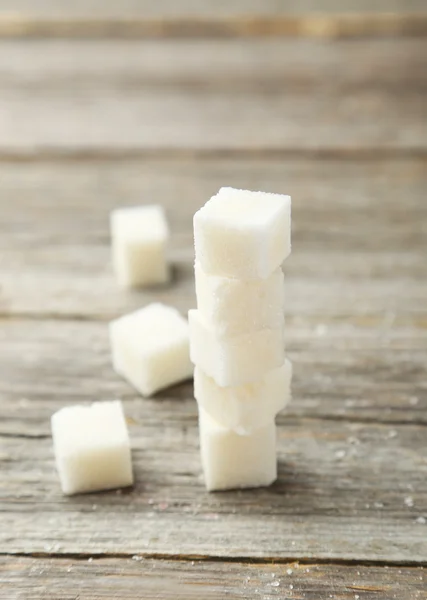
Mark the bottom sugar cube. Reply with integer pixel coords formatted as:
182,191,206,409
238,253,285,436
199,409,277,491
51,400,133,495
194,360,292,434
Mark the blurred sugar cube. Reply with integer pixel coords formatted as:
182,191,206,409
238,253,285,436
110,205,169,288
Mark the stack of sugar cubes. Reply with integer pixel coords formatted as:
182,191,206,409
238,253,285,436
189,187,292,492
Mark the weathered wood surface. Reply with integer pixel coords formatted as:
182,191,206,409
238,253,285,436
0,157,425,318
0,8,426,598
0,39,426,154
1,394,427,560
0,557,425,600
0,319,425,426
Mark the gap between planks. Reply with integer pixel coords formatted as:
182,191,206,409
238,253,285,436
2,415,427,438
1,556,425,600
0,148,426,163
1,550,427,568
1,313,426,327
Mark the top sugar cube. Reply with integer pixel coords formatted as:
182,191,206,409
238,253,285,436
194,187,291,280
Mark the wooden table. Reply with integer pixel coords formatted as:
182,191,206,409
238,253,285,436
1,2,426,598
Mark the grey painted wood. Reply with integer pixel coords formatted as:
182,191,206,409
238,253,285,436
0,556,425,600
0,157,425,319
0,39,426,153
0,318,425,427
1,395,427,560
0,12,426,596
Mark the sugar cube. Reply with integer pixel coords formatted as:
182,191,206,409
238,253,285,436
195,261,284,336
189,309,284,387
51,400,133,495
110,303,193,396
194,359,292,434
111,205,169,288
199,409,277,491
194,187,291,280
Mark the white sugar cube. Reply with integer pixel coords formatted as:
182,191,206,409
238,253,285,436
51,400,133,495
110,303,193,396
194,187,291,280
189,309,284,387
199,409,277,491
195,261,284,337
111,205,169,288
194,359,292,434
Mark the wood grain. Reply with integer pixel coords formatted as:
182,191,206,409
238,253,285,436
0,157,425,319
0,318,425,427
0,38,426,154
1,395,427,560
1,7,426,595
0,556,425,600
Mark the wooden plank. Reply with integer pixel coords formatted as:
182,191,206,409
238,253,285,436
1,2,427,41
3,0,427,18
0,157,425,319
0,318,426,427
0,39,426,153
1,394,426,560
0,556,425,600
1,14,427,40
